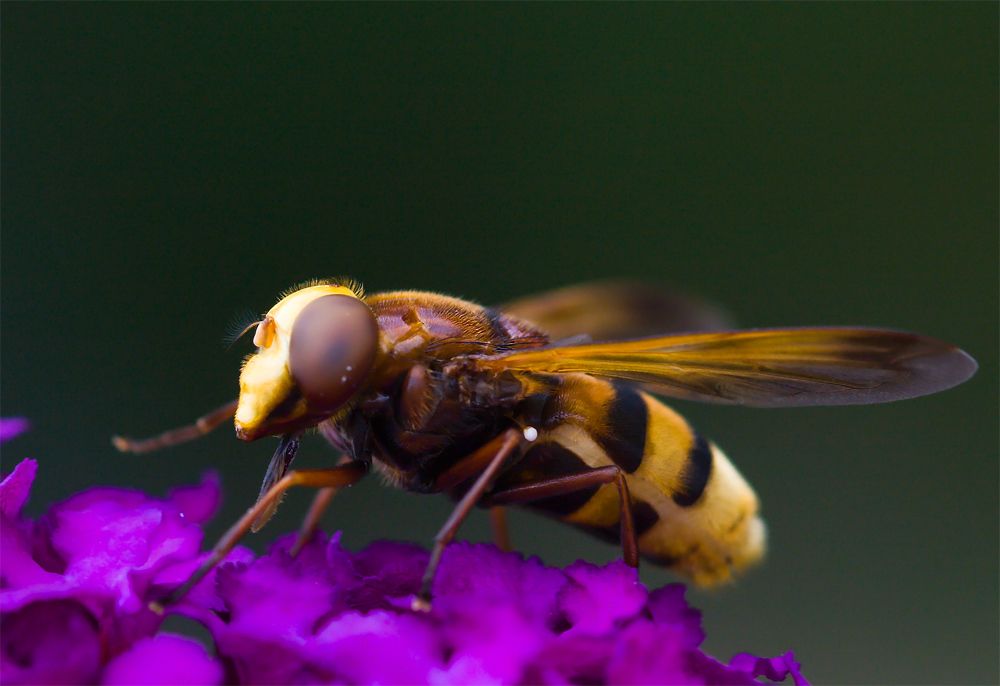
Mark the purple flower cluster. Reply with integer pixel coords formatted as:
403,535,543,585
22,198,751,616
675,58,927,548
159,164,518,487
1,440,807,684
1,457,227,684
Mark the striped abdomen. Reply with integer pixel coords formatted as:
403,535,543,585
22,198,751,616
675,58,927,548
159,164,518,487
499,374,766,585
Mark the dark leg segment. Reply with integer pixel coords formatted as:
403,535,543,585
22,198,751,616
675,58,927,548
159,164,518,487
432,428,524,491
289,455,353,556
490,506,511,552
289,487,338,557
483,465,639,567
415,428,523,609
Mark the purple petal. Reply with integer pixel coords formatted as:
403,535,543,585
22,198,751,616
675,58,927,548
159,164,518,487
265,532,427,614
1,458,37,519
215,552,336,639
321,532,368,593
647,584,705,648
341,539,430,612
213,632,323,685
729,651,810,686
100,605,167,659
0,510,64,594
2,472,218,634
531,632,616,685
433,542,567,624
432,654,508,685
166,473,223,525
557,559,647,635
435,597,550,684
343,562,424,613
44,485,150,513
266,531,332,573
215,610,444,685
149,546,256,615
0,417,30,443
100,633,224,685
605,620,702,686
0,598,102,685
46,493,203,613
686,650,761,686
305,610,443,684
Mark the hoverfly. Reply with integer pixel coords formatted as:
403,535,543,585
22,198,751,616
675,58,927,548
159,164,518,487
114,280,977,609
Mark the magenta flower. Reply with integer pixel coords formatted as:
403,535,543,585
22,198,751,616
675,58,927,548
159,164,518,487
0,417,30,443
0,450,233,684
1,454,808,685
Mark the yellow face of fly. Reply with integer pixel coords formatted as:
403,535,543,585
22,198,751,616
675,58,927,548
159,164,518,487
235,283,371,441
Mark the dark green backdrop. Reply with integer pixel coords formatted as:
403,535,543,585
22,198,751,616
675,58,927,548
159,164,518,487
3,5,996,684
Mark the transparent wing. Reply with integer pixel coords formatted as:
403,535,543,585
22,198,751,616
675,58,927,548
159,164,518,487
481,328,977,407
499,281,734,343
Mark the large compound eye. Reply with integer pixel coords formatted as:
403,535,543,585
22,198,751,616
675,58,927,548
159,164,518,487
289,294,379,412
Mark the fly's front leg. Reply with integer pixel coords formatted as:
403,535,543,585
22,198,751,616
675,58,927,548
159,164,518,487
151,455,369,613
414,427,525,610
112,400,239,453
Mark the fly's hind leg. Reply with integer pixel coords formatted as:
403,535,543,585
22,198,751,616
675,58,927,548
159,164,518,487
415,432,638,610
483,465,638,567
490,506,511,552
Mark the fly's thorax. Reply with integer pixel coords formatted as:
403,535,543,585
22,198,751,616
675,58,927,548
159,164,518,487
365,291,550,358
347,361,529,492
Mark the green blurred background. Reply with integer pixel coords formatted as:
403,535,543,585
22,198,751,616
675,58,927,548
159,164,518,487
2,4,996,684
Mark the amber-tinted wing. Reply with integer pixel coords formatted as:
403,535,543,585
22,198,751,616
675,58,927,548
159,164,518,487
479,328,977,407
499,281,735,343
